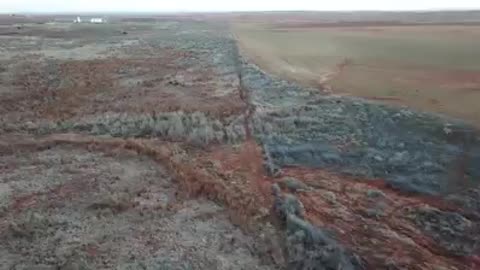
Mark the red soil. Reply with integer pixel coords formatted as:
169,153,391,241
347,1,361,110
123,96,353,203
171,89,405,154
3,49,244,123
1,133,477,269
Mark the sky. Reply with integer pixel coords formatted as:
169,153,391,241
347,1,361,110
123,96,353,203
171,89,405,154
1,0,480,13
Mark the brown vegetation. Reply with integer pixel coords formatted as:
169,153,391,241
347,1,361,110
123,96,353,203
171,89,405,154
234,21,480,125
1,16,479,269
4,52,244,122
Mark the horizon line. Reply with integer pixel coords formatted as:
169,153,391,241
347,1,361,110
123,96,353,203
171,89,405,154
2,8,480,15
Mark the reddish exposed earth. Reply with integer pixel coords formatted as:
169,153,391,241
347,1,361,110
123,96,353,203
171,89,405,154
0,14,479,270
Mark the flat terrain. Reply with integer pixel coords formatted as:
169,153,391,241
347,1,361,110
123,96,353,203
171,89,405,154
0,13,480,270
1,142,269,269
234,22,480,125
0,19,270,269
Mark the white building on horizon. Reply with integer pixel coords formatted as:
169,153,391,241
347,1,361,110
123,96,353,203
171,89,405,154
90,18,105,24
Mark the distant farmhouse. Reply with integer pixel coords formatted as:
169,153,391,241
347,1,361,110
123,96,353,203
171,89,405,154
73,17,106,24
90,18,105,24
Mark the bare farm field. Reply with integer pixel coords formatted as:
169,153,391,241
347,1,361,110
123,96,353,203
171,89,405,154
234,21,480,125
0,13,480,270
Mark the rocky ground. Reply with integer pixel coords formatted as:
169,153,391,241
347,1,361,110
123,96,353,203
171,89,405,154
0,18,479,269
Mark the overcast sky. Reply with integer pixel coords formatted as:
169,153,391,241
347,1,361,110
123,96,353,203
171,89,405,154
2,0,480,13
